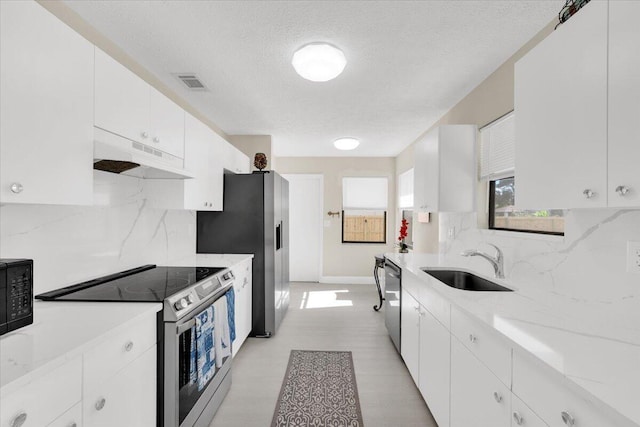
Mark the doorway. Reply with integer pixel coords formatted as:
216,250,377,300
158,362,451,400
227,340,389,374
281,174,323,282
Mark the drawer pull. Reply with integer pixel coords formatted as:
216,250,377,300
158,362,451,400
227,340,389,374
10,412,27,427
67,423,78,427
513,411,524,425
95,397,107,411
124,340,134,352
10,182,23,194
469,334,477,343
561,411,575,426
493,391,502,403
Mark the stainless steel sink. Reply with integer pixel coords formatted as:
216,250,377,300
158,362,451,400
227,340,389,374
422,268,513,292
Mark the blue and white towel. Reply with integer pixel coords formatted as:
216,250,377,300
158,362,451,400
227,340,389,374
195,305,216,391
226,288,236,343
214,296,232,367
189,326,197,385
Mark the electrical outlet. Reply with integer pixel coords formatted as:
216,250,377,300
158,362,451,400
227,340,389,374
627,241,640,273
448,227,456,239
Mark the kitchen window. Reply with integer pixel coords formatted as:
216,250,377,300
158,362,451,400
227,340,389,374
481,112,564,235
342,177,387,243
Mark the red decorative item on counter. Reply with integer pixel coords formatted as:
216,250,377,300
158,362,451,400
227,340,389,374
397,219,409,253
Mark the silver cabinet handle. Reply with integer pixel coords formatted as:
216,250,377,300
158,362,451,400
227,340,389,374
561,411,575,426
513,411,524,425
67,423,78,427
124,340,134,352
615,185,630,196
141,131,149,139
10,182,23,194
95,397,106,411
583,189,595,199
153,136,160,143
493,391,502,403
10,412,27,427
469,334,477,343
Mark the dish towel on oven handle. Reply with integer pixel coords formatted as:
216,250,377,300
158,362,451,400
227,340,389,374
214,295,232,367
195,305,216,391
226,287,236,342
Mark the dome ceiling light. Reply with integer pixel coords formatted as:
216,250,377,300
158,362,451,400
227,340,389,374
333,137,360,151
292,43,346,82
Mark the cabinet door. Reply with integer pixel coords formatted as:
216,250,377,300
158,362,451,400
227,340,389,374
451,338,511,427
84,346,156,427
608,0,640,207
149,87,185,158
183,113,218,210
0,0,94,205
418,307,450,427
95,47,150,144
400,289,420,383
413,129,439,212
232,259,253,356
515,0,608,209
511,394,548,427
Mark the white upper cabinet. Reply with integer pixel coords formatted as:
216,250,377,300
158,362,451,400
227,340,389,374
413,125,477,212
149,87,185,159
0,0,94,205
223,143,251,174
94,47,150,146
608,0,640,207
516,0,640,209
95,48,185,159
145,113,224,211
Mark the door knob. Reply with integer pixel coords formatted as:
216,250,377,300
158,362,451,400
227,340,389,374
513,411,524,425
583,189,595,199
561,411,575,426
10,182,23,194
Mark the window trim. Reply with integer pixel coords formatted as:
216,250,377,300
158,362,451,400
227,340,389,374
341,210,387,244
488,178,564,236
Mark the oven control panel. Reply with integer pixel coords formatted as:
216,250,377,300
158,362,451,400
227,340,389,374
164,268,233,322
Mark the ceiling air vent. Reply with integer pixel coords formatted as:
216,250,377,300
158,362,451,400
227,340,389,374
173,73,207,91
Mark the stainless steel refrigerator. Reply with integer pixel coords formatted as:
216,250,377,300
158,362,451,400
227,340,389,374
197,171,290,337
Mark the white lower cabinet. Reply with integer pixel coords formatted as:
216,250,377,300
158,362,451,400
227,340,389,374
418,303,450,427
400,288,420,383
0,356,82,427
47,403,82,427
83,345,156,427
231,258,253,356
451,338,511,427
511,394,548,427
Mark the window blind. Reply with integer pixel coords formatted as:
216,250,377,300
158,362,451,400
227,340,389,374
397,168,414,209
342,177,388,210
479,112,515,180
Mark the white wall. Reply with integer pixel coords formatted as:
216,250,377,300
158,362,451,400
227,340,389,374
0,172,196,295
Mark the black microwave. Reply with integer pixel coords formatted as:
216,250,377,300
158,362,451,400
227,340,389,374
0,259,33,336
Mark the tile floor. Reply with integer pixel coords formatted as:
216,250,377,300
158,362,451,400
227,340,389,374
210,282,438,426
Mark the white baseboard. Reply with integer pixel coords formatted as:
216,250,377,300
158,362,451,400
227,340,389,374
319,276,375,285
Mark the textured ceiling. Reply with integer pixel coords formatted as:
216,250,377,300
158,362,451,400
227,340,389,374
63,0,562,157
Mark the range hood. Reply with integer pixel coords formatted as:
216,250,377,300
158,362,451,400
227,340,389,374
94,127,195,179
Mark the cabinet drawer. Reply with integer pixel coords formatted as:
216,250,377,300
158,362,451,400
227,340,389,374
511,394,548,427
0,356,81,427
47,402,82,427
83,312,156,391
513,350,633,427
451,305,511,386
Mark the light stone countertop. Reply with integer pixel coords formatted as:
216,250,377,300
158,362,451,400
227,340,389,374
196,253,254,268
385,252,640,426
0,301,161,396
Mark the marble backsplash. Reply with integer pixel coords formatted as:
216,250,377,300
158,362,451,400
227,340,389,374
0,171,197,295
438,208,640,329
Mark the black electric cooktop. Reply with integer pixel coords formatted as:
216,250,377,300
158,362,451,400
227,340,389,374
36,265,225,302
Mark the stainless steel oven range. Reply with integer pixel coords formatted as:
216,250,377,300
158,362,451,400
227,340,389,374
36,264,236,427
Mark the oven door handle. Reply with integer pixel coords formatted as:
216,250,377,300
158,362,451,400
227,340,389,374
176,319,196,335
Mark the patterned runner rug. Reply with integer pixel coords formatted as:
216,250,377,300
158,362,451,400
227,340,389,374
271,350,364,427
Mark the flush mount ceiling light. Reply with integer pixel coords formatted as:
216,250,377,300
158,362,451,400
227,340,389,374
292,43,346,82
333,137,360,151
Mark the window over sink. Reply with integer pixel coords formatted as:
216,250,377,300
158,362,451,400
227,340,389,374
481,113,564,235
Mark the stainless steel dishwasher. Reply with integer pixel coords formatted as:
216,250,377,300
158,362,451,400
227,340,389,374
384,258,401,353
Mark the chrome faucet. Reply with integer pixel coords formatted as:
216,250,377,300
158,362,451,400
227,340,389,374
461,243,505,279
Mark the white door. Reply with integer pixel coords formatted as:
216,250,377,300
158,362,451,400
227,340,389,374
282,174,323,282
